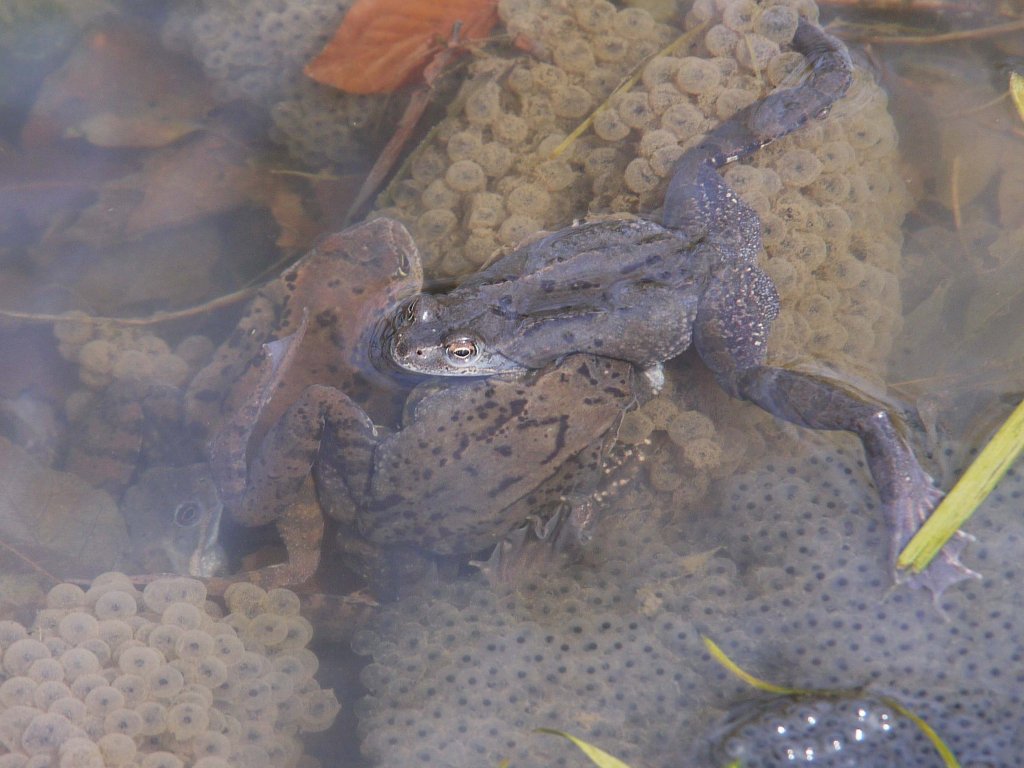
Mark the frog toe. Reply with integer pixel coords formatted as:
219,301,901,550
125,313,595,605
888,484,981,605
895,531,981,610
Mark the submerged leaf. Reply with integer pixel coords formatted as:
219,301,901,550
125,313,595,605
305,0,498,94
22,21,214,148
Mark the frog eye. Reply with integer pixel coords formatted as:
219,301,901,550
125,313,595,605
445,337,479,364
173,501,201,527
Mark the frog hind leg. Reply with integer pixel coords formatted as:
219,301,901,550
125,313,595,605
663,18,852,243
693,268,979,600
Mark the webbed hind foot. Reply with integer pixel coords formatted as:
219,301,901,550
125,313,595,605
886,467,979,603
734,365,979,602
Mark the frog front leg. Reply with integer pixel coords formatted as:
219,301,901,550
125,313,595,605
694,263,979,600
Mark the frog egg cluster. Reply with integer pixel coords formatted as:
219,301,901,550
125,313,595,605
374,0,676,274
616,389,733,508
161,0,390,165
0,574,339,768
52,315,213,392
353,440,1024,766
377,0,910,378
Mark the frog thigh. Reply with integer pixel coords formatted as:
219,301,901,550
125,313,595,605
693,262,779,397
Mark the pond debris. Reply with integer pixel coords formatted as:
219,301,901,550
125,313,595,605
835,16,1024,45
548,20,709,161
536,728,634,768
305,0,498,94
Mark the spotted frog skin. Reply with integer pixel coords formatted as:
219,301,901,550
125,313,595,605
211,320,640,587
382,20,976,598
201,219,638,585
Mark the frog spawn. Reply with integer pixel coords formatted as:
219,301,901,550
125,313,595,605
161,0,391,166
353,445,1024,768
709,694,936,765
0,574,339,768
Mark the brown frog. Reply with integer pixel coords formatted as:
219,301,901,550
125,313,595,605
198,218,643,589
185,216,423,442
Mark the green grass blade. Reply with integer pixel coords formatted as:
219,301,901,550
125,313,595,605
898,396,1024,572
881,696,961,768
536,729,633,768
701,636,800,695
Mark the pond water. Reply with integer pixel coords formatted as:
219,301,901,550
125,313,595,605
0,0,1021,766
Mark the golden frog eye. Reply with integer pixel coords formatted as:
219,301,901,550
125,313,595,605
445,337,479,363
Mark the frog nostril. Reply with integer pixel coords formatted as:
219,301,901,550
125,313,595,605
394,341,409,358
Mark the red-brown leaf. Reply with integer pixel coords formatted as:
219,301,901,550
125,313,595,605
305,0,497,94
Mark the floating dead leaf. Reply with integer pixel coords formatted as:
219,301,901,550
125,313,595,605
23,21,214,148
53,127,265,247
305,0,498,94
0,436,130,577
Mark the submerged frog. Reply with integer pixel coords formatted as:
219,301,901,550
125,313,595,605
201,222,638,589
381,20,975,597
122,463,226,578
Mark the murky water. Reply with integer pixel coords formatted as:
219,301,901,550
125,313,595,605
0,1,1022,766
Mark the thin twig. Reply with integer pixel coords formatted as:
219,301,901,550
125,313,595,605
549,21,710,159
0,283,261,327
864,18,1024,45
950,154,963,232
819,0,1008,13
0,538,63,587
